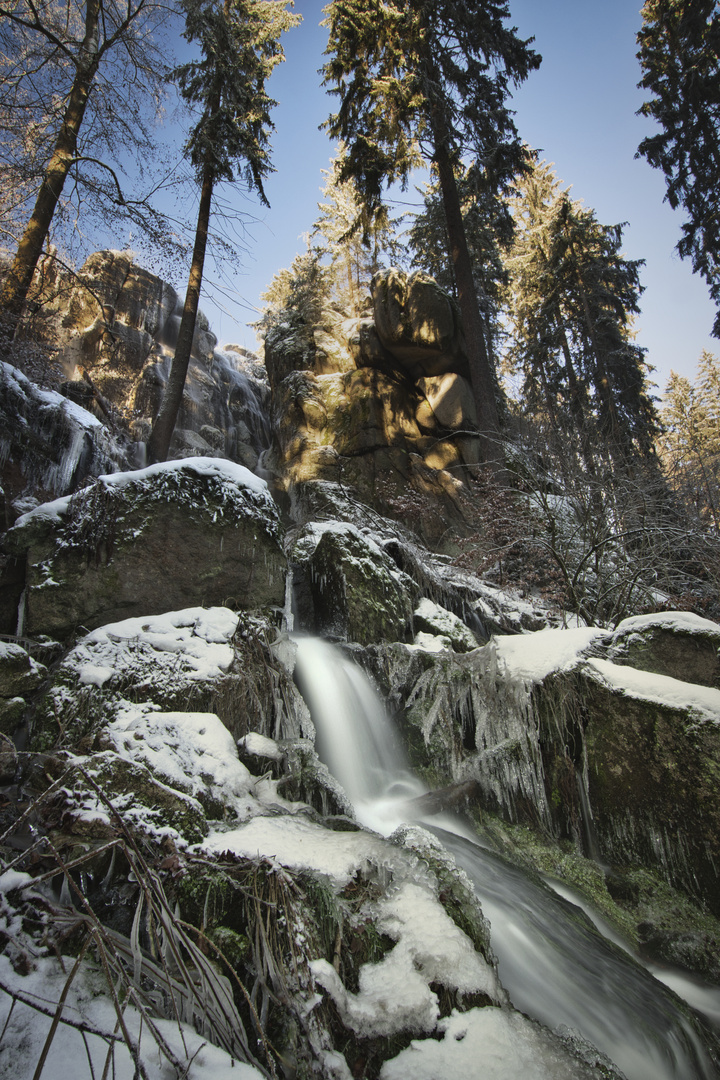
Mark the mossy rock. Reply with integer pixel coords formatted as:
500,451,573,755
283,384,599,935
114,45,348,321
413,597,481,653
4,461,286,637
0,642,47,698
537,665,720,917
607,612,720,687
292,523,416,645
72,751,209,845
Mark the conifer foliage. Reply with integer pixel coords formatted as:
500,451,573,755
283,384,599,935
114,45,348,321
321,0,541,463
146,0,299,463
636,0,720,336
660,350,720,530
505,161,659,471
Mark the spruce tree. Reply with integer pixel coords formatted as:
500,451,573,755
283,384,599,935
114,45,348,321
312,144,401,317
506,161,659,471
637,0,720,336
321,0,540,464
660,350,720,529
146,0,299,464
408,166,513,371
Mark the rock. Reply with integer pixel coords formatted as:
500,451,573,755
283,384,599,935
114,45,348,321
608,611,720,687
370,269,469,379
0,696,25,735
0,361,124,509
30,607,313,752
417,372,478,431
80,750,209,845
0,732,17,781
291,522,416,645
0,641,47,697
536,659,720,917
413,598,481,653
4,458,286,637
271,367,473,548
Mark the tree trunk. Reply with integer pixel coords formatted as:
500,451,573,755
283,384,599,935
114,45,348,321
433,139,502,466
0,0,101,335
146,161,215,464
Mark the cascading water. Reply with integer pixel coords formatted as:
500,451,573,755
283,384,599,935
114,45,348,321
293,635,720,1080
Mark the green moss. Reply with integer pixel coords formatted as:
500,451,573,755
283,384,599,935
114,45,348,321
208,926,251,967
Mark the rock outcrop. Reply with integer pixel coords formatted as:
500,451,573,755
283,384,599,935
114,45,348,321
3,458,286,637
366,268,469,379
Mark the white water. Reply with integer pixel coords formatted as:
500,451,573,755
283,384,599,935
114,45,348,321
294,636,720,1080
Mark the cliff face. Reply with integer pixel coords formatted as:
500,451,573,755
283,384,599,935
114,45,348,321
1,256,719,1080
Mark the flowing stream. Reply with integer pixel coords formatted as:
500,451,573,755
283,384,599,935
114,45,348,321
294,636,720,1080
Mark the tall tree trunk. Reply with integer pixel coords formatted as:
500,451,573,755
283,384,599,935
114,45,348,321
554,312,599,481
432,139,502,465
146,160,215,464
0,0,101,335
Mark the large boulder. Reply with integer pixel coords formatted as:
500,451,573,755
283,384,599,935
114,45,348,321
11,252,271,467
368,269,469,379
607,611,720,687
0,361,122,505
291,521,417,645
4,458,286,637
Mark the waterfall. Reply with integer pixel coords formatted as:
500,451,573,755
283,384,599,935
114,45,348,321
294,635,720,1080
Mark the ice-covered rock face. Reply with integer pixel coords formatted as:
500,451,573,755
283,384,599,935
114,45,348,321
3,458,286,636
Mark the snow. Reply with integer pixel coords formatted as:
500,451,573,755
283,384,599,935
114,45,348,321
0,953,265,1080
70,607,239,689
379,1007,595,1079
0,870,33,894
583,658,720,724
96,455,270,497
238,731,284,761
494,626,608,684
414,598,479,651
411,631,452,652
106,709,254,809
13,456,273,529
311,882,499,1038
612,610,720,640
202,815,386,886
1,362,101,429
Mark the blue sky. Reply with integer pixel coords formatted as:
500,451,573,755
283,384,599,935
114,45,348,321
192,0,717,393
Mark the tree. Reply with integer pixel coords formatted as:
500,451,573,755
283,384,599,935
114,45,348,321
660,350,720,530
321,0,540,464
505,161,659,472
636,0,720,336
312,144,402,318
0,0,173,337
146,0,299,464
408,165,513,369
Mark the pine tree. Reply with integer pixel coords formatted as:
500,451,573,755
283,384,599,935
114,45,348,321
505,161,659,471
321,0,540,464
408,166,513,370
146,0,299,464
660,350,720,529
636,0,720,336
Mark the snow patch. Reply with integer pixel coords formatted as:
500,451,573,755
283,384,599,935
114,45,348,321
380,1007,597,1079
106,709,253,809
202,815,386,885
311,882,499,1038
494,626,609,685
583,658,720,725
